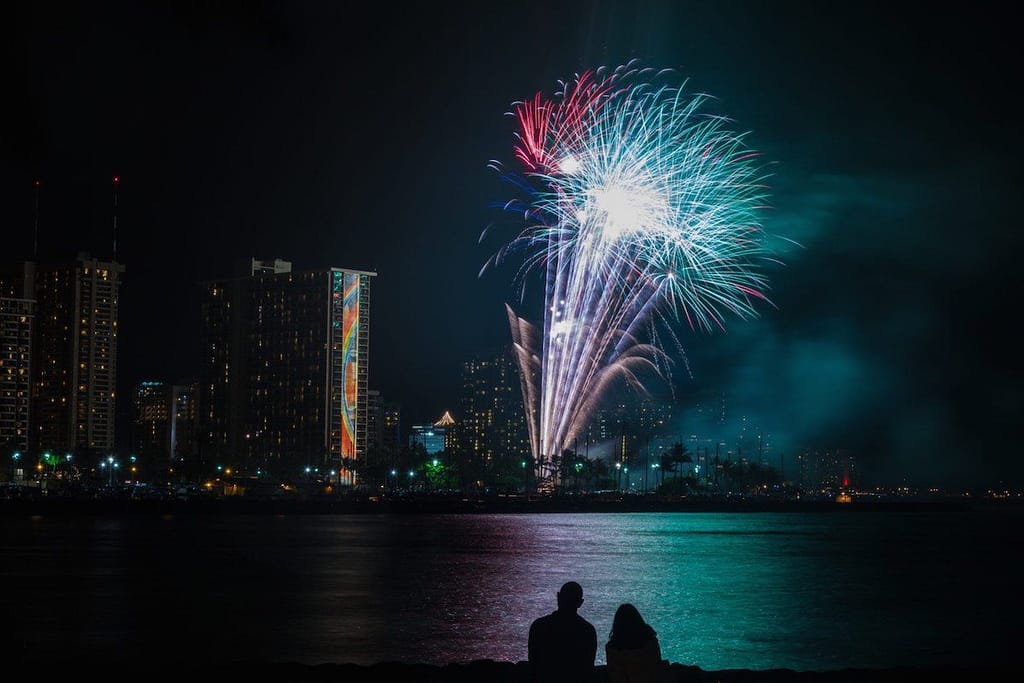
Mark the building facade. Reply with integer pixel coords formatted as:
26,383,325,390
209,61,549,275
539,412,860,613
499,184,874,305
130,379,198,480
0,255,124,461
458,348,530,486
170,380,197,472
133,381,171,460
0,297,33,455
409,421,446,456
198,259,374,482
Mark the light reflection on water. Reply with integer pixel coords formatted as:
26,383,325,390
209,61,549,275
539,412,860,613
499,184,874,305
2,510,1019,671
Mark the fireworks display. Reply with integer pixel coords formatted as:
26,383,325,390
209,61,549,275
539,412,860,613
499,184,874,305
485,61,775,483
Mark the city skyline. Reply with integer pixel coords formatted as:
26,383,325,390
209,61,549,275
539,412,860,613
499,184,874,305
4,2,1021,489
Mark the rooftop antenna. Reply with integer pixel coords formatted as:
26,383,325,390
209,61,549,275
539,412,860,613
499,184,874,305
112,175,120,261
33,179,41,259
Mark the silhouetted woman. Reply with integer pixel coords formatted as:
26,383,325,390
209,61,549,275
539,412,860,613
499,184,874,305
605,603,667,683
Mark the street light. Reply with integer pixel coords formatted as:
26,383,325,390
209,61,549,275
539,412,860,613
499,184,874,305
101,455,118,487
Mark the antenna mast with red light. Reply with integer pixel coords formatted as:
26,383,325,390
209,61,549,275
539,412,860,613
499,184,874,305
33,179,41,259
112,175,120,260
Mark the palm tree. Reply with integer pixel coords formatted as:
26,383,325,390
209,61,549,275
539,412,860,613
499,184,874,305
557,449,581,493
658,452,673,489
670,442,693,481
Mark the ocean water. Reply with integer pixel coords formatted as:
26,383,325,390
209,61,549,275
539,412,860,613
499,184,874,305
2,507,1020,671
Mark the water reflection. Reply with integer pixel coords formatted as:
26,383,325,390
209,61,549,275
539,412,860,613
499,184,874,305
2,510,1019,670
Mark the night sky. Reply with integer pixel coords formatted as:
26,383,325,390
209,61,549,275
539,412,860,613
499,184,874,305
5,1,1021,489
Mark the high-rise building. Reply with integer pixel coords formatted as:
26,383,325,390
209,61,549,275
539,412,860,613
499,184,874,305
133,380,171,462
591,396,675,461
129,379,196,481
796,448,858,492
366,389,383,464
0,255,124,459
381,399,401,461
198,260,374,482
0,296,33,455
365,390,403,467
35,254,124,456
170,380,197,469
459,349,530,483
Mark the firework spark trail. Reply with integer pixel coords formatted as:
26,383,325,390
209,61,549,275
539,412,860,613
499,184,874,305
489,61,775,482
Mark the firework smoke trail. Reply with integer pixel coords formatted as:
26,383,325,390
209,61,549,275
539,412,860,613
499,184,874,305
486,61,775,483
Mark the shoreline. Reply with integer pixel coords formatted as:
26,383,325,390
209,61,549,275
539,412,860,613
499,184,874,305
26,658,1022,681
1,493,1015,516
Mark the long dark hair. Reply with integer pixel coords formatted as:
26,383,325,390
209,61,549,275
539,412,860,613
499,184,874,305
608,603,657,649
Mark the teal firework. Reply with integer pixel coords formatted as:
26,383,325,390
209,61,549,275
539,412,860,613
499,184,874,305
487,61,776,481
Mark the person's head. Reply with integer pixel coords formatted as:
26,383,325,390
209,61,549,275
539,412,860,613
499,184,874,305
609,603,656,648
556,581,584,611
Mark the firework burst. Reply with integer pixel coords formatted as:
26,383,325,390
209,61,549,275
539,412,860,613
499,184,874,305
484,60,776,484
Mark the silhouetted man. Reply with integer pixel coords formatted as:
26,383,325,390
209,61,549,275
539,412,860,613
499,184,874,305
528,581,598,683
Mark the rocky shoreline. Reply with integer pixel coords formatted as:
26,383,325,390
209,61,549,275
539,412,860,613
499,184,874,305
40,659,1020,681
254,661,1021,681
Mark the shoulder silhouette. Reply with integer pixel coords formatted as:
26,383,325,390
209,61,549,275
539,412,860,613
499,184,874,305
528,581,598,683
605,603,667,683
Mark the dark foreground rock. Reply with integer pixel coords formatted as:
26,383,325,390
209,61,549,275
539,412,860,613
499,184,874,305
42,659,1021,682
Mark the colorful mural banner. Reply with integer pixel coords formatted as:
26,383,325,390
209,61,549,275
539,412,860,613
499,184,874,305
340,273,359,457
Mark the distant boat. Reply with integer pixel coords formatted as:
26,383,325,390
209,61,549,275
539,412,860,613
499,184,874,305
835,491,852,504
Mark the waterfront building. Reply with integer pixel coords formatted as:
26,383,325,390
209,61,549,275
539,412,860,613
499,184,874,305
130,379,196,479
133,380,171,464
198,258,374,482
366,389,383,465
0,296,33,455
170,380,197,471
381,400,401,462
458,349,530,486
0,255,124,460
